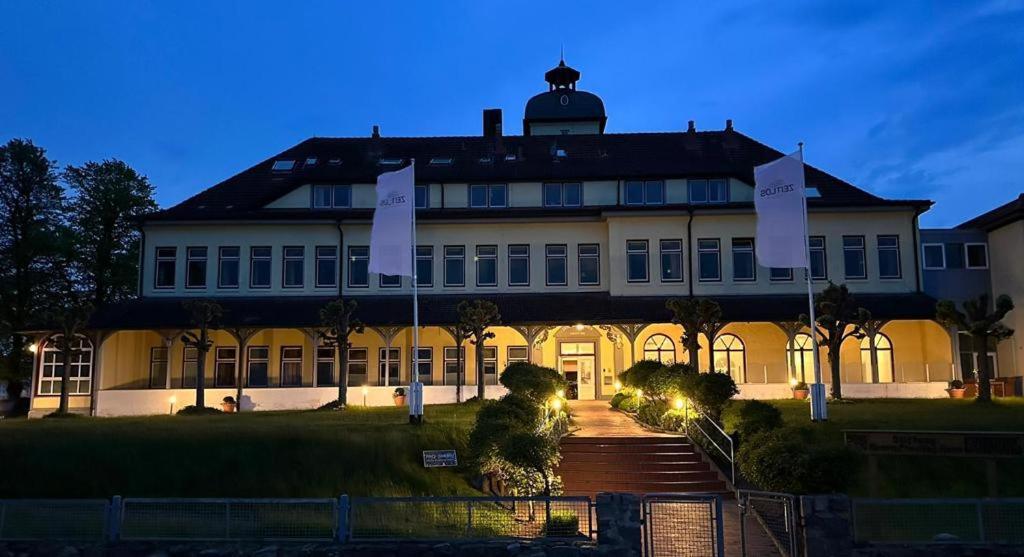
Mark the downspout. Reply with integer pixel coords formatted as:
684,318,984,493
687,209,694,297
911,207,923,293
336,221,345,298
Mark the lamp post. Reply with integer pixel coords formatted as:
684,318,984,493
168,395,176,415
362,385,368,407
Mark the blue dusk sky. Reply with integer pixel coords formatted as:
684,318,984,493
1,1,1021,227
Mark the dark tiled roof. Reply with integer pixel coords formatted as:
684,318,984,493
79,292,939,331
147,130,931,222
957,193,1024,231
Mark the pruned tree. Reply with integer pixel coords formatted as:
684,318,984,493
181,300,222,408
446,323,472,403
319,299,364,407
45,293,94,415
696,300,727,374
64,160,157,307
800,282,870,399
937,294,1014,402
457,300,501,400
666,298,724,370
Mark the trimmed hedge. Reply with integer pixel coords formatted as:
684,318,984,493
723,400,784,442
737,427,860,494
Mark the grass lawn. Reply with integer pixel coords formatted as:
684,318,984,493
770,398,1024,497
0,403,482,498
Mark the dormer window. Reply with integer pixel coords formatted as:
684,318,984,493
312,184,352,209
689,179,728,204
624,180,666,206
479,156,494,164
504,154,517,162
555,149,567,158
806,187,821,198
304,157,317,167
429,157,453,166
272,160,295,172
379,158,403,166
328,158,342,166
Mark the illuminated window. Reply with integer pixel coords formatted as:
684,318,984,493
860,334,894,383
38,336,93,395
713,334,745,383
215,346,237,387
788,333,816,383
247,346,269,387
280,346,303,386
643,334,675,364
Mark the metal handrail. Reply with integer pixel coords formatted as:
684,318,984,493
684,402,735,485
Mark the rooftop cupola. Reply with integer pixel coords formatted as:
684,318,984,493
524,58,606,136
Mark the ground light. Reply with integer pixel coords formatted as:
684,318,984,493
636,389,643,399
555,389,565,399
550,397,563,411
168,395,176,415
674,397,684,410
361,385,369,406
613,380,622,392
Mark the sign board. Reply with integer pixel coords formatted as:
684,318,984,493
422,450,458,468
844,430,1024,458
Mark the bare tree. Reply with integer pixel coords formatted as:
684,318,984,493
181,300,222,409
319,299,364,407
800,282,870,399
457,300,501,400
667,298,723,370
937,294,1014,402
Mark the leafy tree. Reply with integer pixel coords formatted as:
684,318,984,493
0,139,64,399
457,300,501,400
45,293,94,415
181,300,222,409
800,282,870,400
64,160,157,306
666,298,723,369
319,299,364,407
937,294,1014,402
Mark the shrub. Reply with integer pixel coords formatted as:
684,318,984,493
659,410,686,431
543,510,581,537
637,400,669,427
737,427,860,494
609,391,629,408
949,379,964,389
500,362,566,402
618,395,640,413
723,400,783,442
680,372,738,420
618,360,664,390
176,405,223,416
646,364,697,400
792,381,809,391
43,411,83,419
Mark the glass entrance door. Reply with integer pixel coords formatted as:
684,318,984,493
559,342,596,400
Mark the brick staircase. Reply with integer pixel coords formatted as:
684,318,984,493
557,436,729,497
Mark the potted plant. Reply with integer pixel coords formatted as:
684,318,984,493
221,395,237,413
392,387,407,406
947,379,966,399
791,381,810,400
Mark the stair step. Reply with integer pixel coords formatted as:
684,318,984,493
564,490,735,499
557,470,719,483
560,444,695,454
563,436,689,445
560,452,703,464
557,461,710,474
562,479,728,493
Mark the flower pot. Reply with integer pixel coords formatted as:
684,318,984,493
947,388,966,399
221,402,237,413
793,389,810,400
393,395,406,406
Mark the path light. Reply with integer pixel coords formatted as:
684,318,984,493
674,398,684,410
551,398,563,411
789,377,798,387
614,380,622,392
168,395,176,415
636,389,644,399
556,389,565,399
27,343,38,353
362,385,369,406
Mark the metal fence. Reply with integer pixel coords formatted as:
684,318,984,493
642,493,725,557
348,496,593,541
120,498,338,541
0,499,110,541
738,490,799,557
853,498,1024,545
684,403,735,485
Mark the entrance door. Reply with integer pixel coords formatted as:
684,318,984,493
559,341,596,400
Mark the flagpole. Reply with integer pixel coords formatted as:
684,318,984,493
410,158,423,424
799,143,828,422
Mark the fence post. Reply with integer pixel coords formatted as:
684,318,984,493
976,500,985,543
337,495,349,543
108,496,123,542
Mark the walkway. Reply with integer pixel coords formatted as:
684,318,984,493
569,400,674,437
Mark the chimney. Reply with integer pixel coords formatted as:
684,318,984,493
725,119,733,131
372,125,380,138
483,109,503,137
687,120,696,133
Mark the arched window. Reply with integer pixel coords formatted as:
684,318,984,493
787,333,815,384
38,335,93,396
713,334,746,383
643,334,676,364
860,334,894,383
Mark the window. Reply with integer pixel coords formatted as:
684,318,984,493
475,245,497,287
411,347,433,386
626,240,649,282
280,346,303,387
154,247,176,289
877,235,901,279
247,346,269,387
698,239,721,281
282,246,304,288
770,267,793,281
185,247,207,289
444,347,464,386
348,246,369,287
182,346,198,388
429,157,453,166
305,157,317,167
788,334,815,384
624,180,665,205
316,346,335,386
946,243,966,269
378,348,400,386
444,246,465,287
713,334,745,383
508,244,530,286
958,332,998,380
218,247,240,288
347,348,368,386
643,334,675,364
860,334,894,383
545,244,567,285
508,346,529,364
215,346,237,387
660,240,684,282
482,346,498,385
689,179,728,204
843,236,867,279
809,236,827,280
415,184,429,209
313,185,332,208
271,160,295,171
312,184,353,208
543,183,582,207
379,272,401,288
315,246,338,288
469,184,507,208
149,346,168,388
731,238,755,281
578,244,600,286
38,336,93,395
250,246,272,288
965,243,989,269
922,243,946,270
416,246,433,287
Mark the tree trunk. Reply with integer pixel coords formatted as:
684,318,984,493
196,340,207,408
455,342,463,403
476,339,486,401
338,338,349,406
58,346,71,414
235,338,246,412
974,333,992,402
828,346,843,400
706,340,716,374
686,337,700,368
869,334,880,383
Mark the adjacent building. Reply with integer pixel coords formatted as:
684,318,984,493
26,60,962,416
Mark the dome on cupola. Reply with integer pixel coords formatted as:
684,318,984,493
523,58,607,136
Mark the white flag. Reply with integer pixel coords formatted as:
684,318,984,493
369,163,414,277
754,150,809,268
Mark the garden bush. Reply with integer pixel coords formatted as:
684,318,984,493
618,395,640,413
609,391,629,408
646,363,697,400
637,399,669,427
500,362,566,402
737,427,860,494
722,400,783,442
176,405,224,416
618,360,664,391
543,510,581,537
659,410,686,431
680,371,738,420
